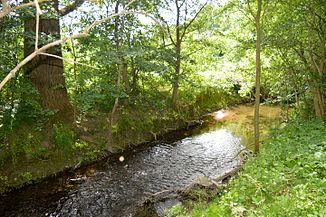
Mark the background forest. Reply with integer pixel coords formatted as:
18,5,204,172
0,0,325,204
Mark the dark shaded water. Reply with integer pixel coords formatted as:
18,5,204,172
0,105,281,217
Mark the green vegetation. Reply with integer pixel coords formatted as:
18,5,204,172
0,0,325,211
169,119,326,216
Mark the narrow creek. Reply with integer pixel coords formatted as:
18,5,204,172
0,105,282,217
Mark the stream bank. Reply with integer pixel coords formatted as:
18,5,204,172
0,90,243,194
174,119,326,216
0,104,282,217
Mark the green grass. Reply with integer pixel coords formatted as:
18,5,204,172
170,119,326,216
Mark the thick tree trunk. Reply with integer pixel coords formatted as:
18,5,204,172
24,17,71,122
254,0,262,154
313,88,326,117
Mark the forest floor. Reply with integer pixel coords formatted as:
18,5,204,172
167,119,326,216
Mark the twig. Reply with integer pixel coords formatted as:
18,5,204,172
34,0,43,51
232,147,249,160
148,189,173,197
246,0,256,20
214,165,242,183
39,52,99,70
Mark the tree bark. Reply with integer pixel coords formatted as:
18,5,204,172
172,39,181,109
313,22,326,118
122,61,130,105
131,58,138,94
313,88,326,117
24,16,72,122
254,0,262,154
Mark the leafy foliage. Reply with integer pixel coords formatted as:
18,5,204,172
1,0,326,198
52,124,75,157
174,120,326,216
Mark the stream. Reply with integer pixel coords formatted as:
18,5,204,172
0,105,282,217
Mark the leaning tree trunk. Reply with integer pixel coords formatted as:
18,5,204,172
24,17,71,122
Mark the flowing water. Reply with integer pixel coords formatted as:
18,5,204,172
0,105,282,217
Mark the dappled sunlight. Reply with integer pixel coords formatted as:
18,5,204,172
212,110,228,120
207,104,283,149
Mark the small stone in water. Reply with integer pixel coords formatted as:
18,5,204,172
119,156,125,162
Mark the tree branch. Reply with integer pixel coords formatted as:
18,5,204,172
246,0,256,20
0,10,163,91
0,0,10,18
0,0,50,19
59,0,86,17
180,1,208,40
156,13,176,46
0,33,86,91
39,52,99,70
237,1,254,23
34,0,43,51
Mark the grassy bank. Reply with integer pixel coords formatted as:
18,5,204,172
0,88,243,194
169,119,326,216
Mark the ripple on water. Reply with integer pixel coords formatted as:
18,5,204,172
46,128,243,217
2,126,243,217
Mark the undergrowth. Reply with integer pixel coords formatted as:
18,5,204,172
169,119,326,216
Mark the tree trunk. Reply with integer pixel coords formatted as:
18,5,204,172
314,22,326,118
122,62,130,93
122,61,130,105
131,58,138,94
313,88,326,117
24,6,71,122
172,0,181,109
107,63,122,152
106,0,122,152
172,39,181,109
254,0,262,154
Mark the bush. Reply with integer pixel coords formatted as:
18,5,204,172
52,124,75,157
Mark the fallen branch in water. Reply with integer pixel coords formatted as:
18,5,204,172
214,165,242,183
232,147,250,160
